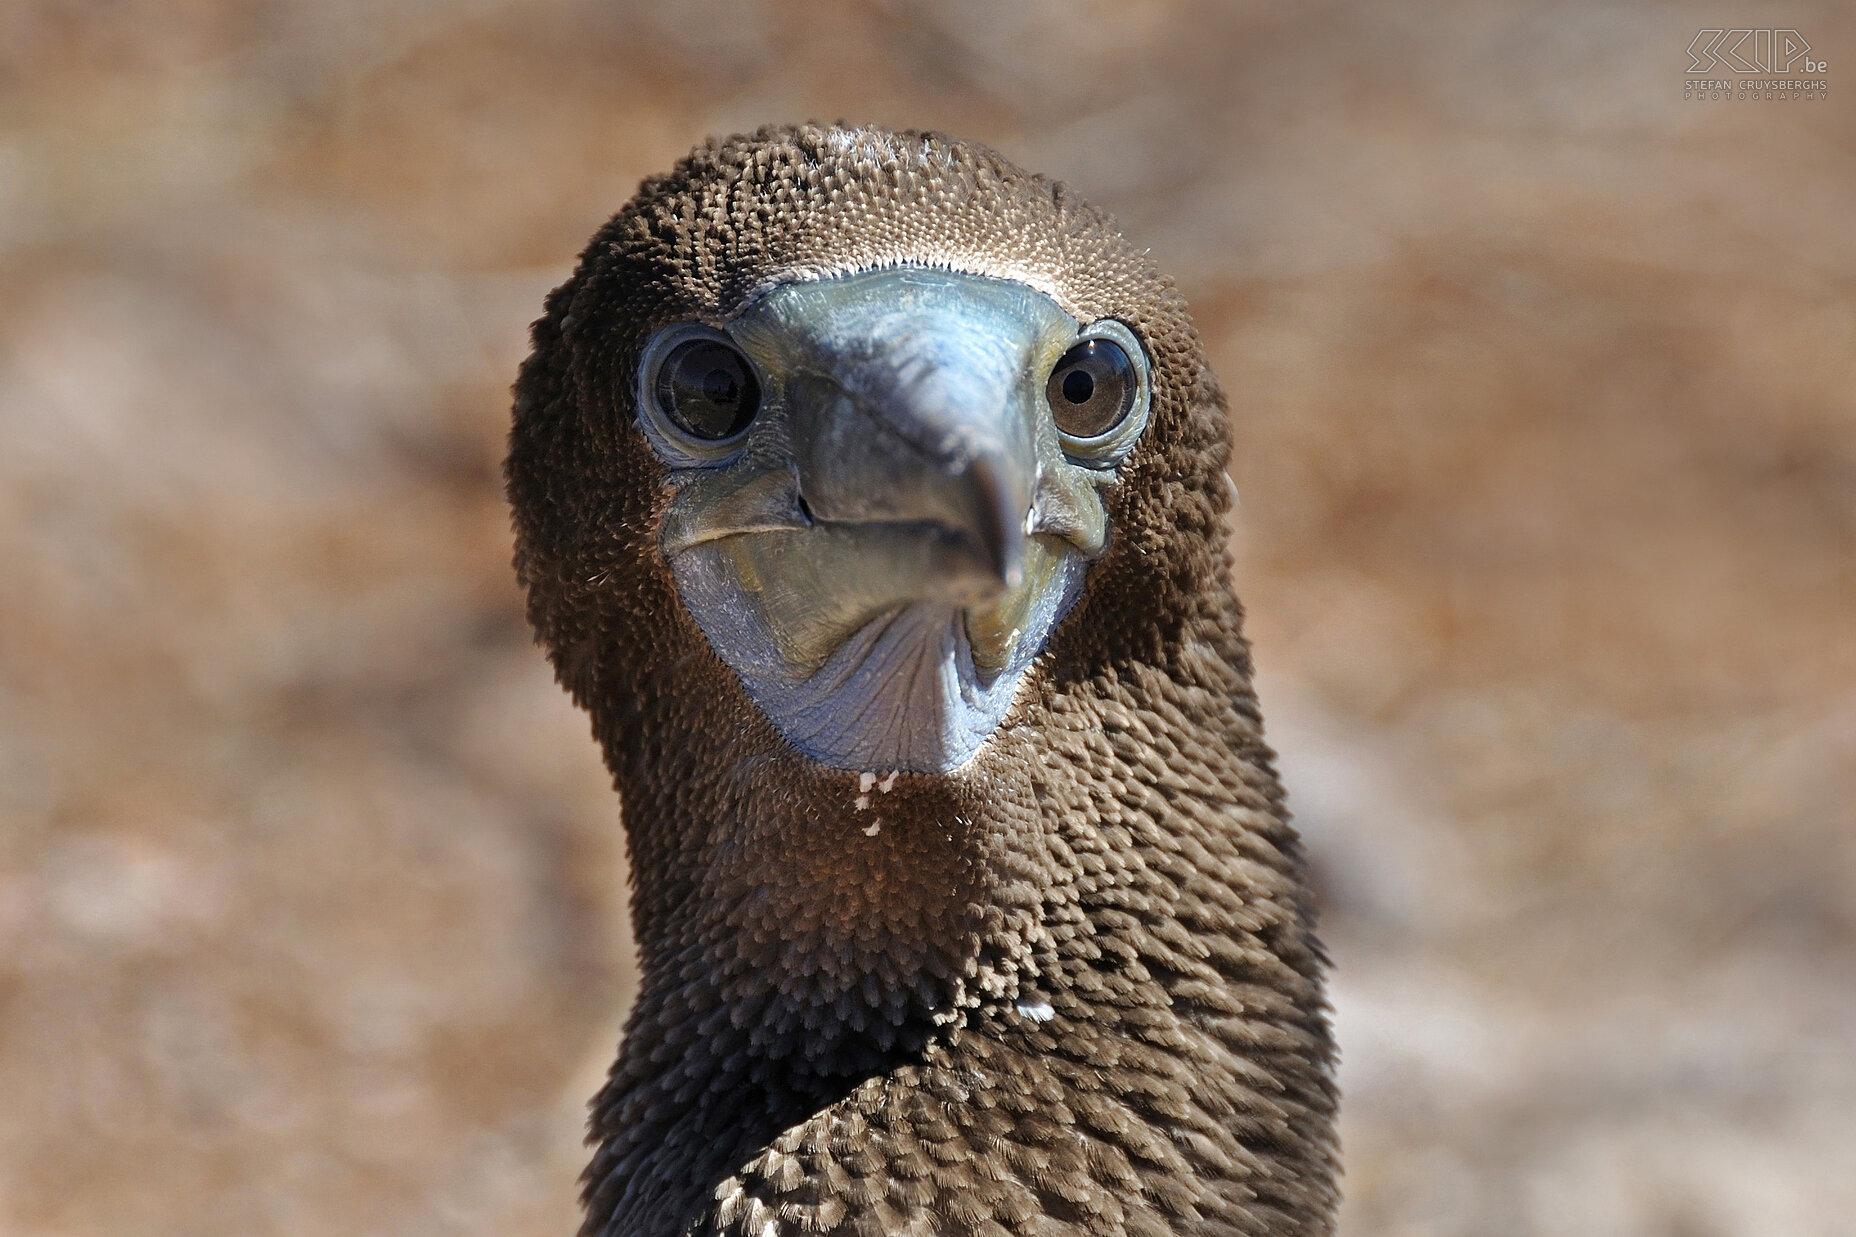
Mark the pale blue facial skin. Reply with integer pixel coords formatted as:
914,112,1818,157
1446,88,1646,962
638,267,1151,774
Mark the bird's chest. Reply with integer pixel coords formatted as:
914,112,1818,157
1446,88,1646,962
682,984,1247,1237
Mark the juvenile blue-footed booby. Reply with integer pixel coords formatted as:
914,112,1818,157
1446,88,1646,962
507,123,1338,1237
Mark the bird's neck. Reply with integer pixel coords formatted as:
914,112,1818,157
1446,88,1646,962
577,593,1337,1237
581,682,1089,1232
613,723,1072,1073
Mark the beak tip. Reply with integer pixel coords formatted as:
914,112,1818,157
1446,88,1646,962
965,453,1032,594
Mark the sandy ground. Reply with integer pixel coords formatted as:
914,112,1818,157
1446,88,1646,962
1,2,1852,1234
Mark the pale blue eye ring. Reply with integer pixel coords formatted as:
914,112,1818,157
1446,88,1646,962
636,323,763,466
1047,318,1150,465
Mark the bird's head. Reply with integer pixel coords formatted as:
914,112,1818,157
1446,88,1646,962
508,124,1231,778
641,264,1150,771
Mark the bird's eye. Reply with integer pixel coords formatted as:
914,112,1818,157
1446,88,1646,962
653,337,760,441
1046,337,1137,441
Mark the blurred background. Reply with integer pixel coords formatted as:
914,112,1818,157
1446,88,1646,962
2,1,1852,1234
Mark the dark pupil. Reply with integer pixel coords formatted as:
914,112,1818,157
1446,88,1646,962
700,366,738,404
1046,338,1135,439
658,340,759,440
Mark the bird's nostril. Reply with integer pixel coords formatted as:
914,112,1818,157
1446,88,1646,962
795,492,815,527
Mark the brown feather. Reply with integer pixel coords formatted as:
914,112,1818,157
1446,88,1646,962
506,123,1338,1237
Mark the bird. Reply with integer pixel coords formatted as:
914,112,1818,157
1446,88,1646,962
506,123,1338,1237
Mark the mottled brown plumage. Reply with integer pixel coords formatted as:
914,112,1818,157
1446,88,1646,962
506,124,1338,1236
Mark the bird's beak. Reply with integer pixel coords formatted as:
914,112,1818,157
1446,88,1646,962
657,268,1104,677
763,272,1056,599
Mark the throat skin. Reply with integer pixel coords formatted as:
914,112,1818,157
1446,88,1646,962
576,574,1338,1237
